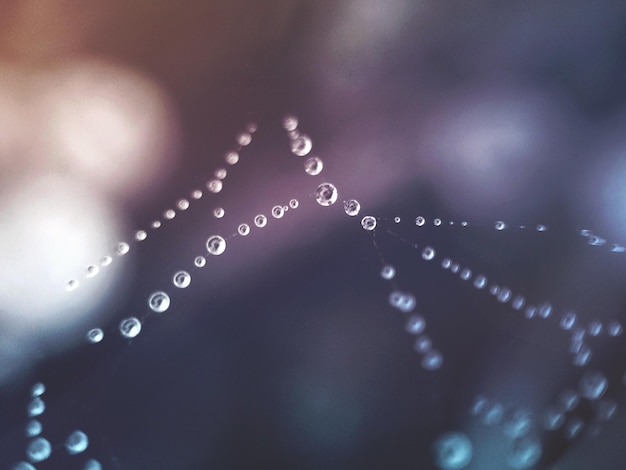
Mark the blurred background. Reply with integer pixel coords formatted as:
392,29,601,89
1,0,626,468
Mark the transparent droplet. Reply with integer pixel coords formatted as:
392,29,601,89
483,403,504,425
290,134,313,156
380,265,396,280
86,328,104,344
83,459,103,470
116,242,130,255
135,230,147,241
315,182,338,206
361,216,377,231
594,399,618,421
450,264,460,273
100,255,113,266
236,132,252,146
588,235,606,246
25,420,42,437
607,320,623,336
559,389,580,412
66,279,79,292
238,223,251,236
503,408,533,439
414,335,432,353
564,417,584,439
433,218,442,226
610,244,625,253
225,151,239,165
422,349,443,370
12,462,36,470
26,437,52,463
207,179,223,193
505,436,542,469
394,216,401,224
441,258,452,269
271,205,285,219
543,408,565,430
579,370,608,400
470,396,489,416
213,207,225,218
151,220,162,229
389,291,416,312
415,216,425,226
177,199,190,211
422,247,436,261
538,302,552,318
173,271,191,289
148,291,171,312
206,235,226,255
460,268,472,280
289,199,299,209
119,317,141,339
512,295,526,310
524,306,537,319
31,383,45,398
304,156,323,175
163,209,176,220
573,344,592,367
495,220,506,231
536,224,548,232
560,311,577,330
246,122,258,133
405,315,426,335
432,432,472,470
343,199,361,217
27,398,45,417
588,320,603,336
191,189,203,199
194,256,206,268
214,168,227,180
65,430,89,455
253,215,267,228
283,115,298,131
497,287,512,303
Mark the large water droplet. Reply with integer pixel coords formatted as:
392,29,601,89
315,183,338,206
148,291,171,312
206,235,226,255
119,317,141,338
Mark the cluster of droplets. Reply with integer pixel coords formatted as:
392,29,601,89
13,382,97,469
580,229,625,252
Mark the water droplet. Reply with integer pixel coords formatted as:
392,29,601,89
135,230,147,241
610,244,625,253
543,408,565,430
86,328,104,344
194,256,206,268
538,302,552,318
271,205,285,219
483,403,504,425
433,218,442,226
497,287,512,303
579,370,608,400
163,209,176,220
343,199,361,216
148,291,171,312
565,417,584,439
503,408,533,439
173,271,191,289
283,115,298,131
422,247,436,261
225,151,239,165
536,224,548,232
441,258,452,269
559,389,580,411
191,189,203,199
315,183,338,206
119,317,141,338
25,420,42,437
524,306,537,319
31,383,45,398
27,398,45,417
389,291,416,312
607,320,622,336
236,132,252,146
12,462,36,470
100,255,113,266
207,179,223,194
151,220,162,229
246,122,258,133
65,430,89,455
289,199,299,209
304,156,323,175
560,311,577,330
361,216,377,231
460,269,472,280
214,168,227,180
495,220,506,230
450,264,460,273
422,349,443,370
573,343,592,366
177,199,190,211
290,134,313,157
414,335,432,353
66,280,79,292
84,459,103,470
26,437,52,463
206,235,226,255
116,242,130,255
254,215,267,228
512,295,526,310
432,432,472,470
470,396,489,416
415,216,425,226
394,216,401,223
473,275,487,289
380,265,396,280
506,435,542,469
588,320,603,336
405,315,426,334
238,224,251,236
213,207,225,218
594,399,618,421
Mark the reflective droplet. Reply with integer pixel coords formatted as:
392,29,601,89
538,302,552,318
31,383,45,398
304,156,323,175
283,115,298,131
163,209,176,220
246,122,258,133
194,256,206,268
207,179,223,193
225,151,239,165
83,459,103,470
12,462,36,470
450,264,460,274
588,320,603,336
149,291,171,311
512,295,526,310
579,370,608,400
151,220,162,229
290,134,312,157
503,408,533,439
238,224,251,236
119,317,141,338
560,311,577,330
27,398,45,417
254,214,267,228
100,255,113,266
524,306,537,319
289,199,299,209
588,235,606,246
191,189,203,199
66,279,79,292
271,205,285,219
610,244,625,253
214,168,227,180
206,235,226,255
361,216,377,231
65,430,89,455
380,265,396,280
497,287,512,303
473,275,487,289
433,218,442,226
483,403,504,425
432,432,472,470
26,437,52,463
315,182,338,206
25,420,42,437
506,436,542,469
607,320,622,337
559,389,580,412
213,207,225,218
594,399,618,421
236,132,252,146
389,290,416,312
394,216,401,224
135,230,147,241
573,344,592,367
441,258,452,269
470,396,489,416
343,199,361,217
116,242,130,255
460,268,472,280
422,247,436,261
414,335,432,353
415,216,425,226
177,199,190,211
173,271,192,288
422,349,443,370
405,315,426,335
536,224,548,232
86,328,104,344
543,408,565,430
565,417,584,439
495,220,506,231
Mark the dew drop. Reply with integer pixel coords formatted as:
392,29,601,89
588,320,603,336
559,389,580,411
206,235,226,255
194,256,206,268
246,122,258,133
304,156,323,175
441,258,452,269
213,207,225,218
254,214,268,228
315,182,338,206
100,255,112,266
84,459,102,470
31,383,45,398
543,408,565,430
116,242,130,255
536,224,548,232
119,317,141,338
483,403,504,425
25,420,42,438
343,199,361,217
405,315,426,334
432,432,472,470
414,335,432,353
65,430,89,455
86,328,104,344
422,246,436,261
173,271,191,289
289,199,299,209
380,265,396,280
460,268,472,280
512,295,526,310
389,290,416,312
151,220,162,229
148,291,171,312
214,168,227,180
66,279,79,292
191,189,203,199
579,370,608,400
415,216,425,226
135,230,147,241
565,417,584,439
282,115,298,131
236,132,252,146
394,216,401,223
225,151,239,165
560,311,577,330
503,408,533,439
26,437,52,463
495,220,506,230
473,275,487,289
238,223,251,236
12,462,36,470
422,349,443,370
433,218,442,226
271,205,285,219
163,209,176,220
27,398,45,417
290,134,313,157
207,179,223,193
607,320,623,336
506,436,542,469
361,216,377,231
497,287,512,303
177,199,190,211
